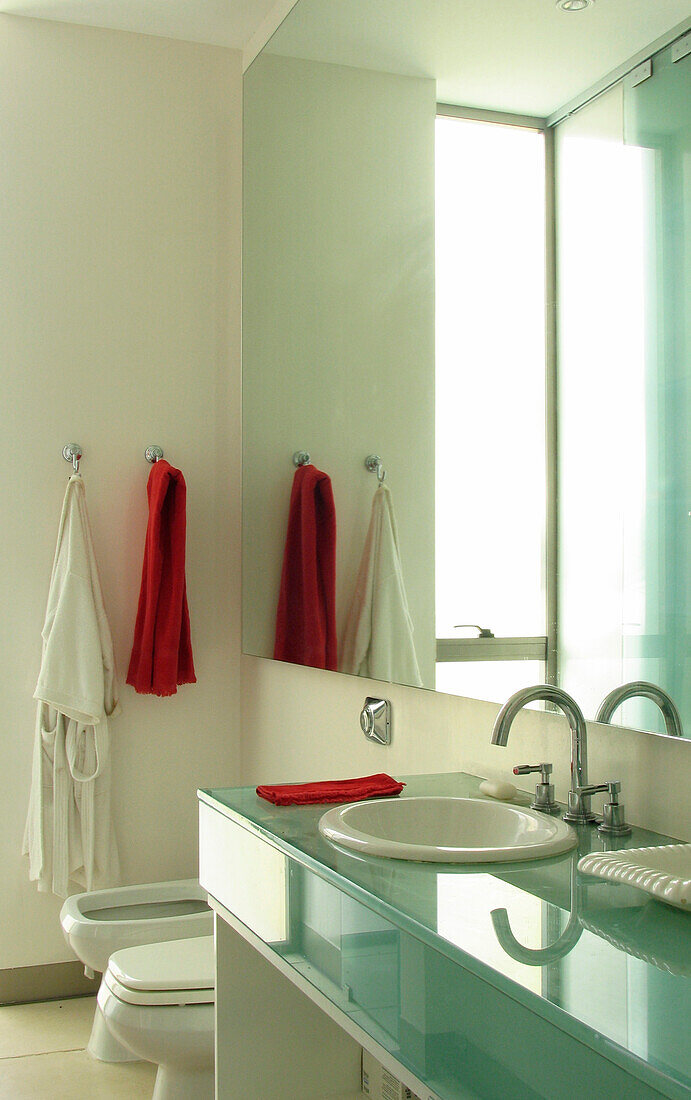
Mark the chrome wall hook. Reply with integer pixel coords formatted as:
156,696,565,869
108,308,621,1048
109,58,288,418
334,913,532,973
365,454,386,484
293,450,311,467
62,443,82,474
145,446,164,464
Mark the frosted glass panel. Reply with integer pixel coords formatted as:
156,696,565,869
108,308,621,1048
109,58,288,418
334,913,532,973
556,91,651,723
623,43,691,735
435,117,546,638
557,43,690,736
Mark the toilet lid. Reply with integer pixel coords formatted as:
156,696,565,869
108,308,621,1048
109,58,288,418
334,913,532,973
105,935,215,1007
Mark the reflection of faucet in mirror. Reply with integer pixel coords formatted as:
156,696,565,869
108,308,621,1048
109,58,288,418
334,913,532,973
596,682,683,739
491,856,583,966
491,685,599,824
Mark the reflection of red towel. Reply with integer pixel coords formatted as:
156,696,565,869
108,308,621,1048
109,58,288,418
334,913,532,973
127,460,196,696
256,773,404,806
273,465,337,671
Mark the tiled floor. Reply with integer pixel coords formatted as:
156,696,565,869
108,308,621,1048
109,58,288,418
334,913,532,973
0,996,368,1098
0,996,157,1098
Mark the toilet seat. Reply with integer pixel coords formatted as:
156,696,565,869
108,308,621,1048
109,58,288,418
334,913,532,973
60,878,213,976
61,878,209,928
104,935,215,1007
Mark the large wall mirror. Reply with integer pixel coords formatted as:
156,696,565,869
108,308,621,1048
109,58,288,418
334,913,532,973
243,0,690,740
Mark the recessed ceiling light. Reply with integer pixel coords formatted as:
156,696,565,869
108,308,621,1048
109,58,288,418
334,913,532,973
556,0,594,11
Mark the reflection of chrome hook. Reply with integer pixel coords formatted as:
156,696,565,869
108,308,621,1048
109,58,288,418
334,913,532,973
491,856,583,965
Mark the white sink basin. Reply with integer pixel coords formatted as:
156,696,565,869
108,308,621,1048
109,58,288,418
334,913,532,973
319,796,577,863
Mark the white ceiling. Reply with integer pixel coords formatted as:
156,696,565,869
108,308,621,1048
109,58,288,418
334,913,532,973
263,0,691,116
0,0,279,49
0,0,688,115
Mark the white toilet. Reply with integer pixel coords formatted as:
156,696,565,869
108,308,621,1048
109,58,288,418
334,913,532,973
98,935,215,1100
60,879,213,1061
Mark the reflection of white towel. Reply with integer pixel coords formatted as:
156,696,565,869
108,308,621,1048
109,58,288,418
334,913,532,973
341,485,422,687
23,475,120,897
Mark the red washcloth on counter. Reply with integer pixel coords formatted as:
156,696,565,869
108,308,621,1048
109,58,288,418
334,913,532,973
273,464,338,671
127,459,196,696
256,773,405,807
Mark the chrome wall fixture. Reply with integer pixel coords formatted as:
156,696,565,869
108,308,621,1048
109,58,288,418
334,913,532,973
145,445,164,464
62,443,82,474
360,697,391,745
365,454,386,484
293,450,311,467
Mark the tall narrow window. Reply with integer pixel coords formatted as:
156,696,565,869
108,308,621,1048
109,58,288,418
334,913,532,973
435,115,547,699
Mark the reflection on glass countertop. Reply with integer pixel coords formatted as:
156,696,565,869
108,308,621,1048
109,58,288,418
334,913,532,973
200,771,690,1095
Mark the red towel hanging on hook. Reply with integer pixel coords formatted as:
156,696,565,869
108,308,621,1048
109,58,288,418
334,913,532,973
274,464,338,671
127,459,196,696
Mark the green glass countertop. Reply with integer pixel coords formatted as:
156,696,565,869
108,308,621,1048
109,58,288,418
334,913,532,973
200,772,690,1097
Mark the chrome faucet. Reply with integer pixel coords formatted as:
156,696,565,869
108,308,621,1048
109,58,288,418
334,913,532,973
596,681,683,738
491,685,599,824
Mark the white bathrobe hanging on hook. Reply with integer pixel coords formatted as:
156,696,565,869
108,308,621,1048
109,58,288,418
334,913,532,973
23,474,121,897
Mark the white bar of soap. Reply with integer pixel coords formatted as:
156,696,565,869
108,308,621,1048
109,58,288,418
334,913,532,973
479,779,517,801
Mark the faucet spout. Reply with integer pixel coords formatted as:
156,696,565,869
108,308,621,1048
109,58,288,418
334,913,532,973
491,684,598,824
596,681,683,738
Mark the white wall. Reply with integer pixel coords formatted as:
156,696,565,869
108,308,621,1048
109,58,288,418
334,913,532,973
0,16,242,969
243,53,436,686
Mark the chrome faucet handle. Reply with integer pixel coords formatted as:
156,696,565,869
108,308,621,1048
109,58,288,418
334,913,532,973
575,780,632,838
568,779,632,832
564,781,603,826
513,763,560,815
513,761,552,781
576,780,618,798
